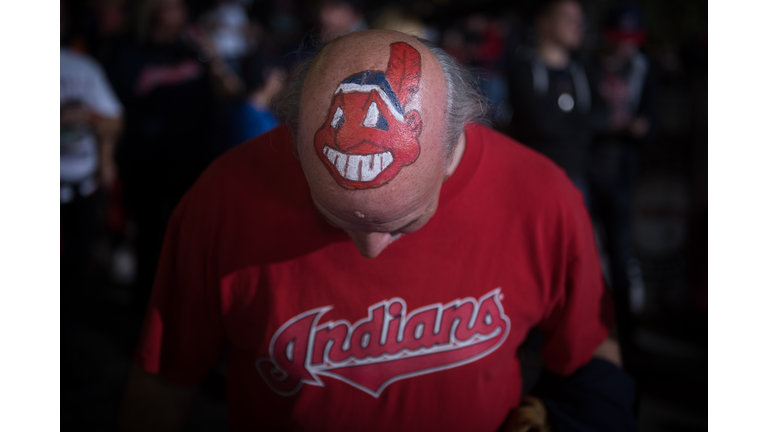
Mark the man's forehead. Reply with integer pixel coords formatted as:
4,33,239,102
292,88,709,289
331,90,399,126
303,31,435,103
334,71,405,121
306,36,429,190
297,30,448,216
312,185,433,231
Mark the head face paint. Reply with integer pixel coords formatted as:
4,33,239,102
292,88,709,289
314,42,423,189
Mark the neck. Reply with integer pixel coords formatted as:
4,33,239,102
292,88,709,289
537,38,570,69
444,132,466,181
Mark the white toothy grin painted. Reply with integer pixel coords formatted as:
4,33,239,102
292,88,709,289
323,145,394,182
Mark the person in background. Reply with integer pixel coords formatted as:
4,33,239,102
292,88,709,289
61,0,124,287
106,0,241,317
61,0,124,391
371,6,427,39
200,0,253,74
218,51,285,151
319,0,367,43
505,0,595,203
465,13,510,127
588,3,658,362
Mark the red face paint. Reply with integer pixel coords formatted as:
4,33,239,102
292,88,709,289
314,42,423,189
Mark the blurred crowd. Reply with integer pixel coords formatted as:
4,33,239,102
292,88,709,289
61,0,707,426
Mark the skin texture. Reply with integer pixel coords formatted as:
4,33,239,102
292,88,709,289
314,42,423,189
297,30,456,258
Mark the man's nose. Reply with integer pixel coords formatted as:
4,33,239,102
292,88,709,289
347,231,392,259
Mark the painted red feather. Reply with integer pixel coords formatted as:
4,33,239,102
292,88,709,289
385,42,422,109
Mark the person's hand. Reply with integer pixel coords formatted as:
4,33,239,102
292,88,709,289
594,336,623,366
60,102,91,128
505,396,551,432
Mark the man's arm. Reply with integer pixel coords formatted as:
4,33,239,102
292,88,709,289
92,114,123,189
117,180,226,430
503,335,625,432
116,364,199,432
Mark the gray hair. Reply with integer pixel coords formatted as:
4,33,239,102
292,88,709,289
272,36,489,163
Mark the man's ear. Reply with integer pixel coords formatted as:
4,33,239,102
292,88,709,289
405,110,422,138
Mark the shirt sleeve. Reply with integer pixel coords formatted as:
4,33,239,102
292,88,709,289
538,183,614,376
134,192,225,385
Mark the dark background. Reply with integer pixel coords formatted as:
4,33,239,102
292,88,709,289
60,0,707,430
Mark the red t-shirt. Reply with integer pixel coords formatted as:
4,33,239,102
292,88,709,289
136,124,612,431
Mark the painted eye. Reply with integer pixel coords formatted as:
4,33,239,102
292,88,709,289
331,107,345,128
362,102,389,131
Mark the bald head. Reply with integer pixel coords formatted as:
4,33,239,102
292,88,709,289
283,30,485,258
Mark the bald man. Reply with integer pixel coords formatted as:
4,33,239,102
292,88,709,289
118,31,628,431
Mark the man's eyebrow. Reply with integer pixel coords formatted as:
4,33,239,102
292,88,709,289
317,207,420,233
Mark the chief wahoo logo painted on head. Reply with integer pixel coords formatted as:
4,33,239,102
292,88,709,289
314,42,423,189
